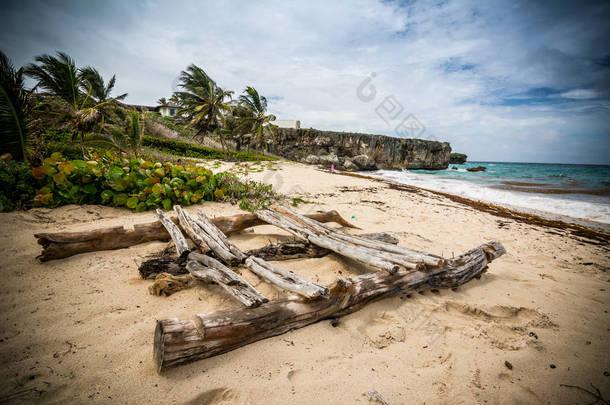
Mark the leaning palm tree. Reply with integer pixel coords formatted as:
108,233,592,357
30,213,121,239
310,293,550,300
236,86,277,160
0,50,31,161
25,52,124,157
174,64,233,146
85,110,144,156
79,66,127,103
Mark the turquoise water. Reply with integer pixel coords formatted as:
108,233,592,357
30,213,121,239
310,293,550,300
369,162,610,225
413,162,610,194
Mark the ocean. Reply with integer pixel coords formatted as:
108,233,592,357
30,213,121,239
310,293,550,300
366,161,610,227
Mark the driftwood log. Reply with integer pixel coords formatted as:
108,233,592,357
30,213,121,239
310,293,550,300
156,209,190,257
174,206,238,264
154,240,506,372
194,211,247,262
154,207,267,307
187,253,268,307
245,256,329,299
255,207,447,274
34,210,358,262
138,232,399,279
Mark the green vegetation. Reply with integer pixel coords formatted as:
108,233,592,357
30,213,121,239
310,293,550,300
175,64,233,150
142,135,277,162
235,86,277,154
0,50,285,213
24,52,128,156
0,161,41,211
0,51,31,161
29,152,278,212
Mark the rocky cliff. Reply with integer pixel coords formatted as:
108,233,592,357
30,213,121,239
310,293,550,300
449,153,467,164
270,128,451,171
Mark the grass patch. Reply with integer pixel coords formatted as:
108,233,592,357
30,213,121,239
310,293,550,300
142,135,277,162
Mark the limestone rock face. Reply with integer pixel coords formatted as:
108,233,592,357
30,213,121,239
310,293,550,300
352,154,376,170
318,153,340,166
449,153,467,164
271,128,451,170
342,158,359,171
304,154,320,164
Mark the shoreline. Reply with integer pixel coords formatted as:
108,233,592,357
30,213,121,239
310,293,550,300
333,169,610,244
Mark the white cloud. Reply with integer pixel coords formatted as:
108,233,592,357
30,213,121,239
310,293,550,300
1,0,609,163
559,89,599,99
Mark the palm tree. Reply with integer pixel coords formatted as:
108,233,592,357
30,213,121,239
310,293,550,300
25,52,125,157
219,112,244,153
0,50,31,161
157,97,167,105
174,64,233,145
86,110,144,156
24,52,81,109
79,66,127,103
236,86,277,160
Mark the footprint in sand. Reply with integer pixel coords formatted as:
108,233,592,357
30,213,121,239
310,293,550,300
435,301,556,351
186,388,240,405
287,369,305,384
357,311,406,349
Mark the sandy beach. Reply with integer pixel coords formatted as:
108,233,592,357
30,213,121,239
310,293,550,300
0,160,608,404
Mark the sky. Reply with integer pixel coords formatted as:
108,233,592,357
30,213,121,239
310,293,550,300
1,0,609,164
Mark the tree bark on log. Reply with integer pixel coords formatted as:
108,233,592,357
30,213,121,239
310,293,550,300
255,209,410,273
174,206,238,264
138,232,399,279
156,209,190,257
194,211,247,262
245,256,329,299
271,206,442,269
186,253,267,307
276,206,443,267
154,240,505,372
35,210,357,262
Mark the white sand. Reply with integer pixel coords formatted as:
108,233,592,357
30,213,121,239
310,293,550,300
0,161,608,404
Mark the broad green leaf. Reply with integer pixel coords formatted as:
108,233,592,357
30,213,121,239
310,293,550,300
114,193,128,206
126,196,139,209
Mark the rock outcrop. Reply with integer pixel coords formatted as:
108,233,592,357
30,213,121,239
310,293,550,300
270,128,451,171
449,153,467,164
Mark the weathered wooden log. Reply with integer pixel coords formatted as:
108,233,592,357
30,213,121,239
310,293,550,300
270,206,434,270
245,256,329,299
154,240,506,372
244,232,398,261
139,232,399,278
194,211,247,262
35,210,357,262
256,209,402,273
156,209,190,257
187,253,268,307
276,206,444,267
174,206,237,264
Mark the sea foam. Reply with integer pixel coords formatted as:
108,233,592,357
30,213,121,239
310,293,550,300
368,169,610,225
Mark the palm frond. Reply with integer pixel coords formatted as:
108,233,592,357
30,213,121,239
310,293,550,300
24,51,82,108
83,134,124,151
0,50,30,160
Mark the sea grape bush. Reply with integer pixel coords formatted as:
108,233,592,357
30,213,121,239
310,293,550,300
0,161,42,211
29,152,278,212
